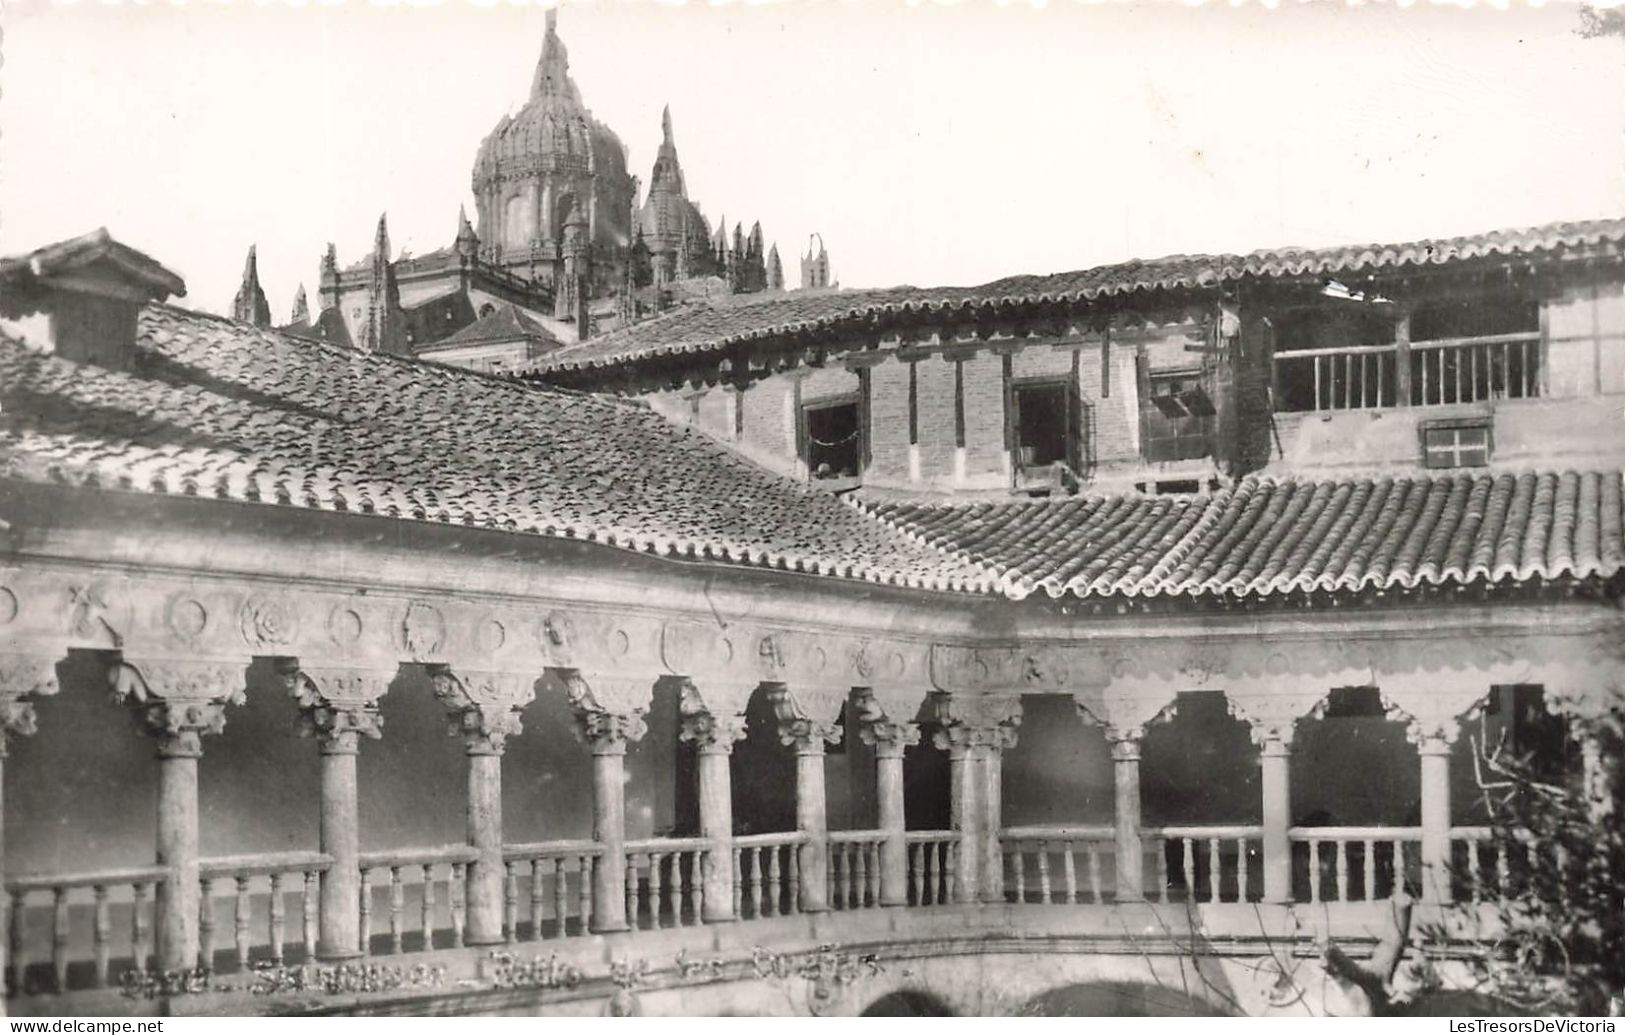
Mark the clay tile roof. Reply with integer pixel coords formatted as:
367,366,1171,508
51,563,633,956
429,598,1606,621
859,471,1625,601
0,228,186,318
429,303,562,351
533,216,1625,377
0,305,993,593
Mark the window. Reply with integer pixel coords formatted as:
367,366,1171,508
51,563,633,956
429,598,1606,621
799,398,862,485
1141,369,1214,463
1009,378,1083,490
1273,308,1398,412
1420,418,1491,469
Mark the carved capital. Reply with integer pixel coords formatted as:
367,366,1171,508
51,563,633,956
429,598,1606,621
927,693,1021,756
768,684,843,755
429,666,536,755
283,663,393,755
678,709,748,754
857,718,920,759
110,658,247,758
573,710,648,755
0,652,61,754
558,670,654,717
1225,693,1316,749
1076,694,1177,752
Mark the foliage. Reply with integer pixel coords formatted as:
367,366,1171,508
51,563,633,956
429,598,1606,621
1578,5,1625,40
1458,703,1624,1016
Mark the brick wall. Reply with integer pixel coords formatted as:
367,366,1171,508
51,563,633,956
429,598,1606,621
868,360,912,485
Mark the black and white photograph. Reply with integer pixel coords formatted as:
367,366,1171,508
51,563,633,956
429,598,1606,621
0,0,1621,1020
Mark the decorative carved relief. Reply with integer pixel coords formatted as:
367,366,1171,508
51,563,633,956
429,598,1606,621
1075,694,1178,747
930,644,1109,695
67,579,128,648
402,601,447,661
282,663,393,754
559,669,655,717
927,693,1022,754
110,658,247,757
768,684,844,754
162,594,211,647
660,620,735,678
572,710,648,754
239,593,299,651
428,666,535,754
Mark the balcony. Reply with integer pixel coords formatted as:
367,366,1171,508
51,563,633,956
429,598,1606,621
1275,331,1542,413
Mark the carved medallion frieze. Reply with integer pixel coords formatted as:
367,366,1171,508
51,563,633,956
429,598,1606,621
239,593,299,651
402,601,447,661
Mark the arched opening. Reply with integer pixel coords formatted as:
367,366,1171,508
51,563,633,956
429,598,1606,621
1291,686,1419,902
1448,684,1575,904
1141,691,1260,903
8,651,156,994
1019,981,1229,1017
729,684,797,836
862,990,954,1016
1000,694,1114,902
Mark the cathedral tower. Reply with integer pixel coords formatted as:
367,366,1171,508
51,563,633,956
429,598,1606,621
232,245,271,326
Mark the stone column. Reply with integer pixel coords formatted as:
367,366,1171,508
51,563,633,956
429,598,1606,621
772,687,842,915
113,658,246,973
678,702,747,923
1415,727,1455,905
1109,730,1145,903
0,653,59,1009
1258,735,1294,904
935,725,981,902
285,665,392,960
430,668,534,946
858,713,920,908
928,694,1022,905
574,711,646,933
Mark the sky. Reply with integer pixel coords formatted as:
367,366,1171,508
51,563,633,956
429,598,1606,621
1,0,1622,322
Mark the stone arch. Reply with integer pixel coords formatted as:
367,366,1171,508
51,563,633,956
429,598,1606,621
1291,685,1419,902
861,989,955,1016
1140,689,1260,903
1018,980,1232,1017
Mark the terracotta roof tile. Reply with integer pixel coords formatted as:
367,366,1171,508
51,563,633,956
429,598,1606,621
860,471,1625,601
0,306,993,593
533,217,1625,377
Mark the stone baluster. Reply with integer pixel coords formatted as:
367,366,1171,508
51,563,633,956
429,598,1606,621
855,693,921,909
112,657,247,973
283,663,392,959
769,685,842,914
677,685,747,923
564,671,649,934
0,652,59,1010
429,667,534,946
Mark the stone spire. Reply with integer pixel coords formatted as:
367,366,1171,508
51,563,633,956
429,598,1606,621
530,8,580,104
231,245,272,327
362,214,405,355
455,205,479,259
767,243,784,291
801,232,832,290
290,284,310,326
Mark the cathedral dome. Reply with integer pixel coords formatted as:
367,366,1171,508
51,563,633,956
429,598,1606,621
471,10,632,251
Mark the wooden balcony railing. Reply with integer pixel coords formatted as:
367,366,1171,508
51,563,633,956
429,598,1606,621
1411,333,1539,406
1289,826,1421,904
357,845,480,956
1001,826,1116,904
501,840,602,941
828,831,886,911
625,838,708,931
198,851,332,971
1148,825,1263,904
905,831,959,907
6,864,167,995
732,832,804,920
